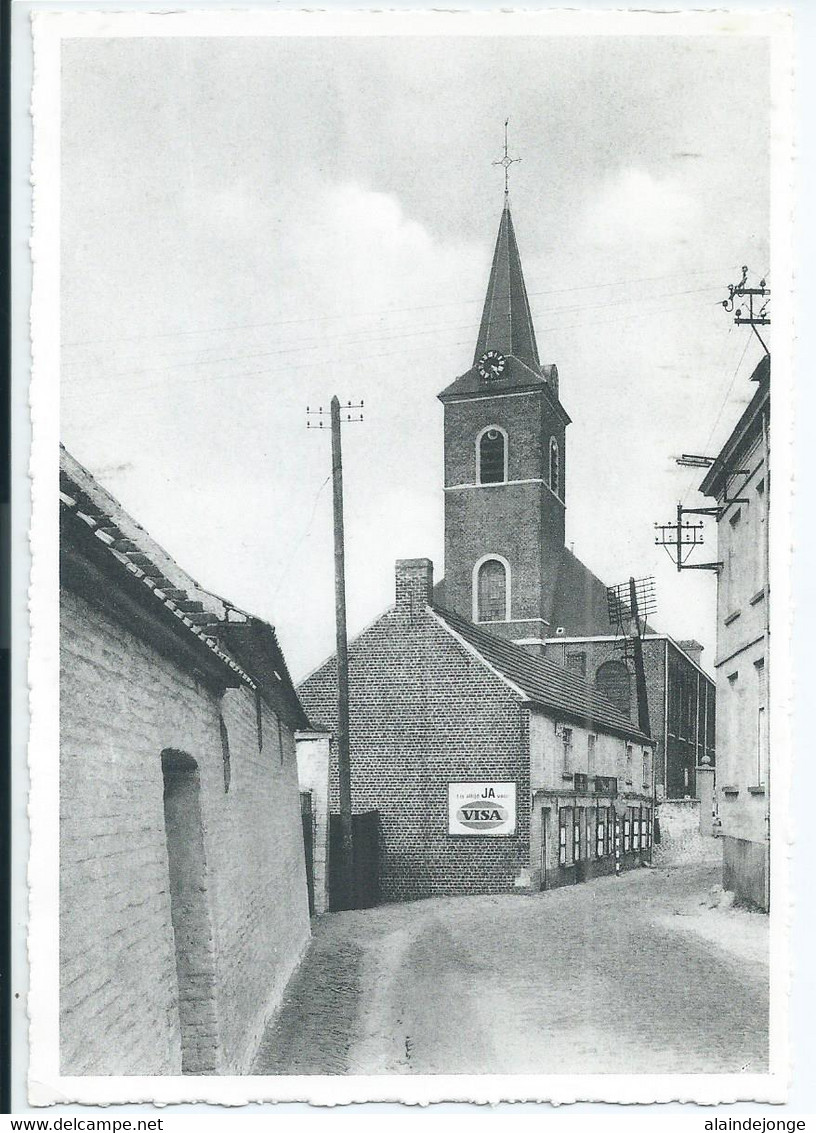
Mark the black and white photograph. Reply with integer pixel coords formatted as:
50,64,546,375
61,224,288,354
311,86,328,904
20,5,796,1108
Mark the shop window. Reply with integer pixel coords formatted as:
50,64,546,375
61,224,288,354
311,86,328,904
633,815,640,851
559,809,568,866
573,815,581,862
596,811,606,857
623,815,631,853
478,427,507,485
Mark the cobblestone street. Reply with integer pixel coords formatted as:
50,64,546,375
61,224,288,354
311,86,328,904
254,861,769,1076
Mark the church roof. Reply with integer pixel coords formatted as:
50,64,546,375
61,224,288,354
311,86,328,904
433,604,652,743
438,199,566,414
474,199,540,371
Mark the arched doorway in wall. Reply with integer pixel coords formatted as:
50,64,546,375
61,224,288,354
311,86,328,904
161,749,218,1074
595,660,632,718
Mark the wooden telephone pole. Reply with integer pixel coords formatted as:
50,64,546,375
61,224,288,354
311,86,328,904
307,396,364,909
330,396,354,909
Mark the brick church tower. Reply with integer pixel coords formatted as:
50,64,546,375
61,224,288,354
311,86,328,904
438,196,573,651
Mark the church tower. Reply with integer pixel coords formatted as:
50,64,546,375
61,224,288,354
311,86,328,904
438,197,570,652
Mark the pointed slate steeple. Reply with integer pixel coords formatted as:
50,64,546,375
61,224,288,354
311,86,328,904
473,198,541,372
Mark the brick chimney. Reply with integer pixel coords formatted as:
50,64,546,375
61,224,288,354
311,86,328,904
395,559,434,620
678,639,704,665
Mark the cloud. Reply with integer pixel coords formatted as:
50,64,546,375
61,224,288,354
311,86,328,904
581,168,700,247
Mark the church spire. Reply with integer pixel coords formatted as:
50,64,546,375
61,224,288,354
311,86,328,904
473,197,541,372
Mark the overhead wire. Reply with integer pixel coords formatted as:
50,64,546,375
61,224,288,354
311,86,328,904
63,292,722,407
63,285,725,390
678,332,755,508
60,265,739,351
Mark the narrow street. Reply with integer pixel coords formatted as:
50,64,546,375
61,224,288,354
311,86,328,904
253,862,768,1076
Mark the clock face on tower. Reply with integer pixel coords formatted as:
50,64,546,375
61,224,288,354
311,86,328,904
477,350,507,382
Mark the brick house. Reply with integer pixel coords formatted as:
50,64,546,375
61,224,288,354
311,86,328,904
436,195,715,812
543,634,715,804
700,354,770,908
59,447,311,1075
298,558,655,902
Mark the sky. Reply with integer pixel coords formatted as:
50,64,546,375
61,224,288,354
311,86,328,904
59,30,770,681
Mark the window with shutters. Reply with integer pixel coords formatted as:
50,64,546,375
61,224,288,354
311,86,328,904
587,733,597,777
562,726,573,774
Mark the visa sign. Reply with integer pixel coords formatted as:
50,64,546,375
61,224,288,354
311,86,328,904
448,782,517,836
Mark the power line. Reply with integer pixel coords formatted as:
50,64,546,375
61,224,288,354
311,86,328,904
269,474,331,604
679,333,754,507
63,293,720,405
63,286,724,387
60,265,738,350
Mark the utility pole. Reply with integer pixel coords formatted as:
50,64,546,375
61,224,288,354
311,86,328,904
628,578,651,738
606,576,655,736
307,396,364,909
654,502,723,572
722,265,770,357
607,576,656,864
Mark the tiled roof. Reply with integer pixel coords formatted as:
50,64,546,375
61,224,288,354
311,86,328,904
432,604,652,743
59,445,309,727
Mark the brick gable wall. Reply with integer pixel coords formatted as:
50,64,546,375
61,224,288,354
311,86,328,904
298,599,530,901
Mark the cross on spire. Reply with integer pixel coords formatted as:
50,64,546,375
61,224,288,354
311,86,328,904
492,118,521,196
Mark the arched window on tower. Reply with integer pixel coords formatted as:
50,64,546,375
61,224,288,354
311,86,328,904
549,437,561,497
475,557,509,622
595,660,632,718
478,427,507,485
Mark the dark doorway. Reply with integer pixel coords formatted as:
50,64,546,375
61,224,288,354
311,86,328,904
161,749,218,1074
301,791,316,916
328,811,380,910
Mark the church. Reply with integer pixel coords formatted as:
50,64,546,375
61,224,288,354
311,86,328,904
433,194,716,812
296,190,705,900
